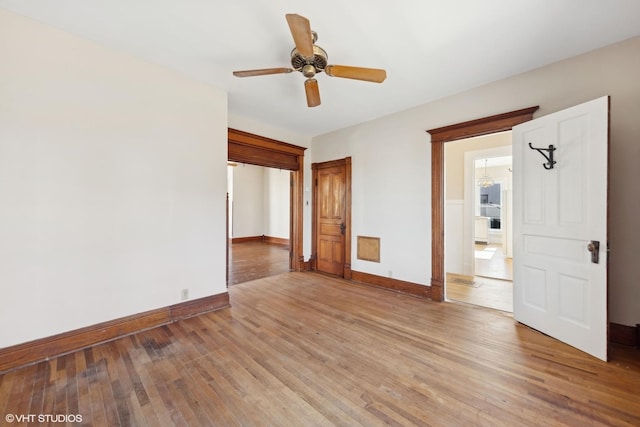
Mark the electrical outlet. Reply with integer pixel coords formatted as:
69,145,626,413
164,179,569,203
181,289,189,301
388,270,393,278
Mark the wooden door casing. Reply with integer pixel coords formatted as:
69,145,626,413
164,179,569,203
312,158,352,278
427,107,538,301
228,128,306,274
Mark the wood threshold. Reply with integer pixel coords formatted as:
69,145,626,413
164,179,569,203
0,292,230,373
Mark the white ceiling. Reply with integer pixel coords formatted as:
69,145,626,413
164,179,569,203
475,156,512,169
2,0,640,137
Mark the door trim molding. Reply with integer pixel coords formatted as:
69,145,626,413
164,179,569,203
311,157,352,279
426,106,538,301
228,128,306,273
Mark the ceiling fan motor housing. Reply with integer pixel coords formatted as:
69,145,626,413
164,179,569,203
291,45,328,77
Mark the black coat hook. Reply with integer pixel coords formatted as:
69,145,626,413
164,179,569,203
528,143,556,170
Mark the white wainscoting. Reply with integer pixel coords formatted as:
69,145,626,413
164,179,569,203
445,200,465,275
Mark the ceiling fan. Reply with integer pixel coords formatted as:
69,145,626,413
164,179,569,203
232,14,387,108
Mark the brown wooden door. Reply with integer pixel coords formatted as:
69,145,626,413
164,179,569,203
313,159,350,276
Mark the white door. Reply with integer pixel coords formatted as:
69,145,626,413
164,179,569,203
512,96,609,361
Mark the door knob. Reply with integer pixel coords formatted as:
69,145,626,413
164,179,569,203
587,240,599,264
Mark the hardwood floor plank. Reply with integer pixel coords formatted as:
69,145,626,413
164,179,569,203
222,314,383,426
177,361,237,425
94,346,122,427
5,365,32,421
40,362,57,418
64,353,80,417
149,363,190,426
228,241,290,285
446,272,513,312
74,351,90,422
87,362,109,427
131,356,168,426
189,355,260,426
202,325,344,426
26,362,48,415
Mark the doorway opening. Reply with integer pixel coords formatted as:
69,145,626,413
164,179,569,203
444,133,514,312
227,128,306,286
473,155,512,281
427,106,538,302
227,163,291,285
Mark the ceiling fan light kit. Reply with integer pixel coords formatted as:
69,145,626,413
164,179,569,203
233,14,387,107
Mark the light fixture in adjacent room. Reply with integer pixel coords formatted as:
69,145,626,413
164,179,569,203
477,159,494,188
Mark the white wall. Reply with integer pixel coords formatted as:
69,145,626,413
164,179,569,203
231,164,265,238
312,121,431,285
312,36,640,327
231,164,290,239
263,168,290,239
445,200,464,274
0,10,228,348
446,132,512,200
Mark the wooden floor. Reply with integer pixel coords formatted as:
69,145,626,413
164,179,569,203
1,272,639,426
447,244,513,312
474,243,513,281
446,273,513,312
228,241,290,285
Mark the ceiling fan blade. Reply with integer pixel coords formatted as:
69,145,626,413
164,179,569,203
305,79,321,107
325,65,387,83
233,68,293,77
286,14,314,58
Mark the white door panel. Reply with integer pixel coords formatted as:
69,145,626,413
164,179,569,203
513,96,608,361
